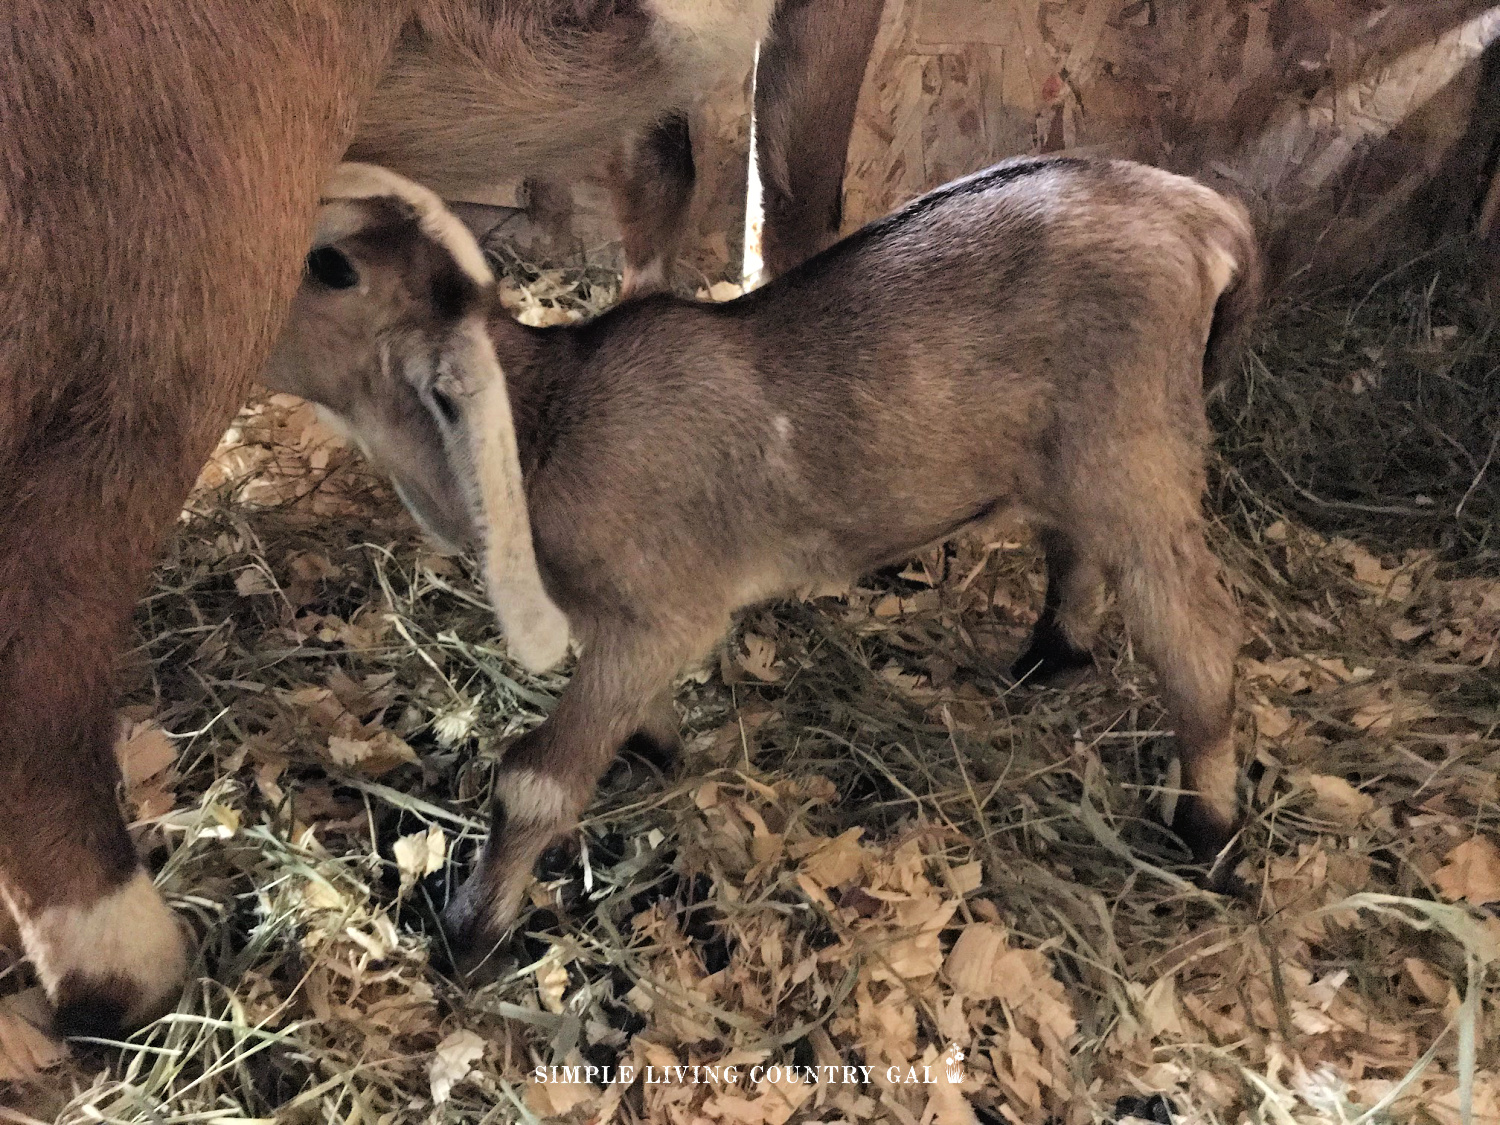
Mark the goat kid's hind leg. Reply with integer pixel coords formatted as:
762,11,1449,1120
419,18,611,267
442,621,708,971
619,687,684,777
1114,523,1244,878
609,112,695,298
1012,529,1102,684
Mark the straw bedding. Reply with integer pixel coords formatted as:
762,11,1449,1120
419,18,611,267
1,243,1497,1125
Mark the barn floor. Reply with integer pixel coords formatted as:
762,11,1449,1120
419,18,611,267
2,247,1498,1125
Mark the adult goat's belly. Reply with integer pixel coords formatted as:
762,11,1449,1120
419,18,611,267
348,0,775,197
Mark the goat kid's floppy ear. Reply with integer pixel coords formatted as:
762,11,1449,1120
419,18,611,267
317,161,570,673
433,324,571,674
310,197,372,250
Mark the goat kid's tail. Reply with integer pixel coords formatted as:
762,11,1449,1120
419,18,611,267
1203,196,1263,391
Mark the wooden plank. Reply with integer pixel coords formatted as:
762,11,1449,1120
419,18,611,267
838,0,1500,283
922,49,989,187
843,0,927,227
975,45,1037,159
914,0,1020,47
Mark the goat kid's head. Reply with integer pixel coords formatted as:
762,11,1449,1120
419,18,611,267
265,163,490,550
264,162,569,673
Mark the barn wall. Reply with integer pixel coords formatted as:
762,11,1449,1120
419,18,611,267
840,0,1500,285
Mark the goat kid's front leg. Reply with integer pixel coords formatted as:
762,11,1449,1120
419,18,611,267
442,622,704,971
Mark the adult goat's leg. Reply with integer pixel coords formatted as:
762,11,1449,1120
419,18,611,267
609,112,696,298
754,0,884,277
0,469,194,1036
0,2,404,1034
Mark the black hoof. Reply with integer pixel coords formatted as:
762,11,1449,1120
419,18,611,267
620,729,680,775
54,972,137,1039
536,838,579,882
1011,614,1094,684
602,729,680,793
1170,795,1246,895
437,890,511,984
1113,1093,1177,1124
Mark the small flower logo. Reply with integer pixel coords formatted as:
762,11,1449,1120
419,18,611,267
943,1046,965,1084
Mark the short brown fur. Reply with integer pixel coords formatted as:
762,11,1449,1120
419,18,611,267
275,156,1261,963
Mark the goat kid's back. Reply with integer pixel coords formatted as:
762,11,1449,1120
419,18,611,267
515,158,1258,601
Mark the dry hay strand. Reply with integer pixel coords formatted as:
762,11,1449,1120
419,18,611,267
1212,240,1500,570
1,246,1498,1125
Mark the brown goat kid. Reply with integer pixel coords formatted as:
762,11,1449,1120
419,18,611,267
2,0,880,1037
277,156,1261,966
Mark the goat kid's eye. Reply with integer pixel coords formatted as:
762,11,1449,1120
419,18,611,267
426,382,462,428
306,246,359,290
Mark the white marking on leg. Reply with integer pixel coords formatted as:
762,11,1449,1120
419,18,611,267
1158,755,1182,827
3,870,188,1027
1187,734,1241,825
499,770,573,828
312,405,353,443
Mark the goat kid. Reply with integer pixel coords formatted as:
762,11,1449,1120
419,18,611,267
2,0,879,1035
275,155,1262,968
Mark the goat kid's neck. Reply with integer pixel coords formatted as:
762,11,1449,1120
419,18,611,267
483,303,570,480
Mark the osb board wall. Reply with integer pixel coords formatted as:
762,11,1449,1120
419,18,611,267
840,0,1500,284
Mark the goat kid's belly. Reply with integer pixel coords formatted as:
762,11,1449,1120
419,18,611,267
722,489,1037,619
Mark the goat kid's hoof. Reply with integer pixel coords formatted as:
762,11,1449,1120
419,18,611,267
440,832,582,981
35,870,190,1038
439,770,582,979
601,730,681,794
439,879,521,984
620,728,681,776
1010,622,1094,686
1169,795,1246,896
